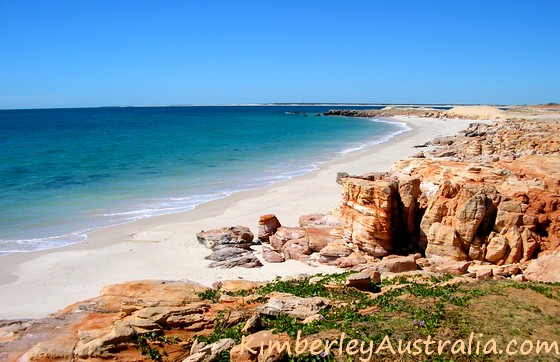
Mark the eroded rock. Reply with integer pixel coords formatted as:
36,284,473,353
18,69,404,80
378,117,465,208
197,226,255,250
256,293,329,319
258,214,281,242
524,253,560,282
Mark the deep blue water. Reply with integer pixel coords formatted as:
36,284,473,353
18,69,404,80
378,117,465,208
0,105,408,253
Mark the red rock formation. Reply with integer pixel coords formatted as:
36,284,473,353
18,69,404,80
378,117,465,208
1,280,211,361
266,219,343,263
257,214,281,242
340,177,397,257
338,119,560,265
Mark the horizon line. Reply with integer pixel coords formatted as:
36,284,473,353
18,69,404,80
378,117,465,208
0,102,532,112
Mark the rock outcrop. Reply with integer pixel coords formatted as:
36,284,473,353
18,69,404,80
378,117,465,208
197,226,255,250
194,119,559,272
523,253,560,282
323,106,507,120
1,280,211,361
255,293,329,319
336,119,560,265
198,226,262,268
261,216,343,263
257,214,281,242
230,119,559,271
340,177,397,257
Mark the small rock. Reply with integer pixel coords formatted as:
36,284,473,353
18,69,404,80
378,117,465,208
241,315,262,335
205,247,252,262
282,238,312,261
523,254,560,282
318,240,352,265
256,293,329,319
208,254,262,269
184,338,235,362
485,232,509,263
336,172,350,185
308,276,324,285
197,226,254,250
216,280,265,294
431,261,471,275
302,314,323,324
257,214,281,242
306,227,337,252
345,272,371,291
299,213,341,227
415,257,432,268
434,150,457,158
493,264,520,277
262,246,285,263
190,339,207,355
230,330,290,362
475,268,493,280
379,256,419,273
336,251,367,268
269,227,307,251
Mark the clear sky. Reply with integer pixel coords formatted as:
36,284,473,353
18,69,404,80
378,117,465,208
1,0,559,109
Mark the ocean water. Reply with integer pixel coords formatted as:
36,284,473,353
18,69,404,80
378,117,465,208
0,105,409,254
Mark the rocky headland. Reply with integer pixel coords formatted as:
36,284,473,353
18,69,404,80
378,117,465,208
322,104,552,120
2,109,560,361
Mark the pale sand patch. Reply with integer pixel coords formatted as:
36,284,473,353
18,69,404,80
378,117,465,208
448,105,506,119
0,116,483,319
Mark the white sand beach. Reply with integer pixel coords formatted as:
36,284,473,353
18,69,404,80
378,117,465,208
0,116,480,319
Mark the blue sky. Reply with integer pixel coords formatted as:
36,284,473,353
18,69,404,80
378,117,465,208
1,1,559,109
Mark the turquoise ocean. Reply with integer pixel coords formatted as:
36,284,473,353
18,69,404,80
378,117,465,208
0,105,409,254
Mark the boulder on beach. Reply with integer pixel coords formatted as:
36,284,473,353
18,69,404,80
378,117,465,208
257,214,281,242
196,226,254,250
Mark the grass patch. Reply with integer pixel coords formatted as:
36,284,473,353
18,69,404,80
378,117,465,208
180,273,560,361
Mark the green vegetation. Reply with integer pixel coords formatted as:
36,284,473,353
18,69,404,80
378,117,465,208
195,310,245,345
196,285,251,303
136,331,179,362
186,273,560,361
196,288,221,303
255,272,379,301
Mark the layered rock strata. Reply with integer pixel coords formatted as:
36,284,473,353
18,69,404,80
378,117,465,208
338,119,560,264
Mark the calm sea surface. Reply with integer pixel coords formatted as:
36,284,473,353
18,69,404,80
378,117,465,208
0,105,408,253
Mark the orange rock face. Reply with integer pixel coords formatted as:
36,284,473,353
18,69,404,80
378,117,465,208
339,119,560,264
340,177,397,257
1,280,212,361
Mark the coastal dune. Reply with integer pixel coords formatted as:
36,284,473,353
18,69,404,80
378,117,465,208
0,116,480,319
447,105,506,119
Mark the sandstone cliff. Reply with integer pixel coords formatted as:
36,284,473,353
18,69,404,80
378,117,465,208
337,119,560,265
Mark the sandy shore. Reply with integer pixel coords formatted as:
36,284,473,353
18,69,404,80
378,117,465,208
0,116,479,319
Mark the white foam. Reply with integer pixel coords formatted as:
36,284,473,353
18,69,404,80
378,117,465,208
336,118,411,156
0,233,88,253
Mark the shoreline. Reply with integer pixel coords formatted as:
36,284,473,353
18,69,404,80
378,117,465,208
0,116,478,319
0,114,408,255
